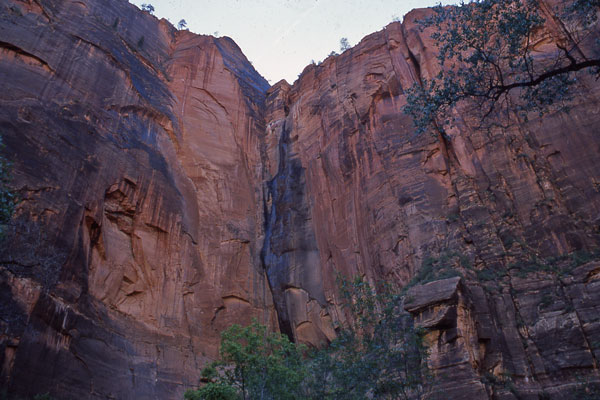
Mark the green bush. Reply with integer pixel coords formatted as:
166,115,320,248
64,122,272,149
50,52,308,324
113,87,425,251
184,383,237,400
403,253,464,292
304,276,431,400
185,277,431,399
186,320,306,400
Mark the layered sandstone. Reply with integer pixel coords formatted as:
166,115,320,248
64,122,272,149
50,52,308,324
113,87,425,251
0,0,275,398
261,2,600,398
1,0,600,399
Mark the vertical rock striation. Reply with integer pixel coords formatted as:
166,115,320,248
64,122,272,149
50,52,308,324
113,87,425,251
261,80,336,346
0,0,599,398
260,2,600,398
0,0,275,398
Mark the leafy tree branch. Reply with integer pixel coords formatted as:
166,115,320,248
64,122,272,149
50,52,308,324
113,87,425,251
403,0,600,134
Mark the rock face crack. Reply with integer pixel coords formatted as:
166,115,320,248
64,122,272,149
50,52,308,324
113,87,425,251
261,119,322,342
0,41,55,73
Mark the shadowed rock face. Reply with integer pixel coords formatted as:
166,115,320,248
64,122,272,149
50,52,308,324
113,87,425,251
0,0,275,398
1,0,600,398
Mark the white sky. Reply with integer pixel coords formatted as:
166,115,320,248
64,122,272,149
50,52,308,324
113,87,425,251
130,0,449,84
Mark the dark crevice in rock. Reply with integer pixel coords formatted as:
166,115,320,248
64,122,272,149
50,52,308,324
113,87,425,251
260,120,297,342
0,40,54,73
406,47,422,85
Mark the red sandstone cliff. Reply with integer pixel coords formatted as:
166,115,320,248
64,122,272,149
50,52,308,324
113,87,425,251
1,0,600,399
0,0,275,397
261,4,600,397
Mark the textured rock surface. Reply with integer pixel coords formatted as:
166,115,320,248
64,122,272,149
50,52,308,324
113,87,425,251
403,264,600,399
0,0,600,398
261,1,600,398
0,0,275,398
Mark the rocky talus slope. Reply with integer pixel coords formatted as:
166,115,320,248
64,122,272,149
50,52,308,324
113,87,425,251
1,0,599,398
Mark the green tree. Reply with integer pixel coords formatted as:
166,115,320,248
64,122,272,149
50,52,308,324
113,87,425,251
339,37,351,52
185,279,430,399
141,3,154,14
304,276,431,400
184,382,238,400
185,320,306,400
403,0,600,134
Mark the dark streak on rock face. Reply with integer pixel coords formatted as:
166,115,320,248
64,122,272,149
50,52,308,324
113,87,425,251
261,119,324,343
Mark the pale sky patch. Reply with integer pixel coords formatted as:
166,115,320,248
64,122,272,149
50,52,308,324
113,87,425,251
129,0,451,84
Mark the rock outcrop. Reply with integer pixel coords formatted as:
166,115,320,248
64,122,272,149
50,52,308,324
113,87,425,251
1,0,599,398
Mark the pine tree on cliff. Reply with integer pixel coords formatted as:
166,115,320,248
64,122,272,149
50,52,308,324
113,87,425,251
404,0,600,134
141,3,155,14
340,37,351,52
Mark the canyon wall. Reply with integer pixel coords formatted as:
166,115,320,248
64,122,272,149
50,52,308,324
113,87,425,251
1,0,599,398
261,4,600,398
0,0,276,398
